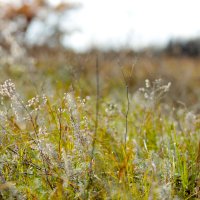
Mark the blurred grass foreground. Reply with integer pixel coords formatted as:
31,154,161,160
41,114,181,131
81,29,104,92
0,1,200,199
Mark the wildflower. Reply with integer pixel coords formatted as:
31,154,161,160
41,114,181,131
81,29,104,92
138,79,172,109
42,94,47,105
105,102,118,116
162,82,171,92
145,79,150,88
139,87,145,92
0,79,16,98
38,126,48,136
64,93,76,109
144,92,149,99
27,95,39,108
61,148,73,178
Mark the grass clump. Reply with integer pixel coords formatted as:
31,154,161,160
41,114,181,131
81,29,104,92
0,73,199,199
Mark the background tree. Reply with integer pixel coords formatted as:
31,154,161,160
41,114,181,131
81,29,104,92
0,0,78,64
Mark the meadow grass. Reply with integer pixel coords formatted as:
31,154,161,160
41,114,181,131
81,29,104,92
0,56,200,199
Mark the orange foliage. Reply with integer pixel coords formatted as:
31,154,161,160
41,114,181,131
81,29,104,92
3,4,37,22
2,0,74,23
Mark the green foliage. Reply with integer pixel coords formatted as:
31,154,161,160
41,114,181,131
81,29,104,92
0,68,199,200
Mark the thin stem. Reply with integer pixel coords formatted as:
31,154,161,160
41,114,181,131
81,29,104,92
86,55,100,195
121,69,130,150
58,107,62,160
91,55,100,158
125,84,130,150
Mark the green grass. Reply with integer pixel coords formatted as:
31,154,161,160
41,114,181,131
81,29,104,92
0,66,199,199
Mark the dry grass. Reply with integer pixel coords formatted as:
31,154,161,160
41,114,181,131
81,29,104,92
0,50,200,199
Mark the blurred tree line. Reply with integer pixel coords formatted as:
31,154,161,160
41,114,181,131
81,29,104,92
165,38,200,57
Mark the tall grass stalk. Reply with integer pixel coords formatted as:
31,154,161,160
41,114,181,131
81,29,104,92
120,63,135,150
57,107,63,161
86,55,100,195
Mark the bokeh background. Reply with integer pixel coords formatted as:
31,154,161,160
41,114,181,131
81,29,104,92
1,0,200,107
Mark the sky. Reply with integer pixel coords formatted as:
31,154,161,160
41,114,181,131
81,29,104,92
62,0,200,51
3,0,200,52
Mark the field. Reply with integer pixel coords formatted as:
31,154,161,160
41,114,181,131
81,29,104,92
0,50,200,199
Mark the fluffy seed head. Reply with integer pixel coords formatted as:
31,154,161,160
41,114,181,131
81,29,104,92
0,79,16,98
